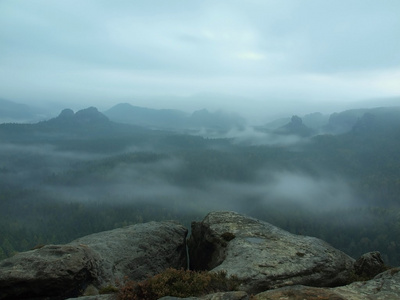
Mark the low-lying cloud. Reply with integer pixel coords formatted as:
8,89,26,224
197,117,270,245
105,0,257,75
0,142,358,219
40,155,357,215
265,171,355,210
0,143,105,187
194,126,307,146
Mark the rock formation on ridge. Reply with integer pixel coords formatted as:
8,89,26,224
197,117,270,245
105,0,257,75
189,211,355,294
0,221,188,300
0,211,398,299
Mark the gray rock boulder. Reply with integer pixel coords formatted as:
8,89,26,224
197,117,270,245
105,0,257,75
159,291,249,300
188,211,355,294
0,244,102,300
71,221,188,285
253,267,400,299
0,221,188,300
354,251,386,279
333,267,400,299
253,285,346,299
66,296,115,300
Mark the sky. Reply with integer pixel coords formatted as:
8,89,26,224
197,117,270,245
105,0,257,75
0,0,400,119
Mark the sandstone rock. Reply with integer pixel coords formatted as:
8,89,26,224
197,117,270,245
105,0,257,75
159,291,249,300
253,285,346,299
71,221,188,284
354,251,386,279
199,291,249,300
188,211,355,294
333,267,400,300
159,297,198,300
0,221,188,300
66,295,115,300
0,244,102,300
254,268,400,300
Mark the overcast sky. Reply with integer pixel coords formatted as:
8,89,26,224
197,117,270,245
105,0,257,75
0,0,399,119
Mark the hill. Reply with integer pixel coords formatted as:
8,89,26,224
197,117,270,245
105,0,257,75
274,115,315,137
0,106,168,152
103,103,188,130
104,103,246,132
0,98,45,123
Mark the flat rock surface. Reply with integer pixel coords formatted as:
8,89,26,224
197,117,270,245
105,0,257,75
189,211,355,294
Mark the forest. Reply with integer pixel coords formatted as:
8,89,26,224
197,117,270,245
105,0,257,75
1,106,400,266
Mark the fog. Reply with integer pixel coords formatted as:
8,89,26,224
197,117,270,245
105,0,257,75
213,126,306,146
0,143,105,186
37,162,359,227
2,112,399,264
266,171,355,210
2,144,355,215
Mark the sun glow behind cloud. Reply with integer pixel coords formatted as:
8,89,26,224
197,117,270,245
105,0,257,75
236,52,266,61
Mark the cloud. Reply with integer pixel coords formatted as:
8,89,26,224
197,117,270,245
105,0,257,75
235,52,266,61
0,0,399,113
198,126,306,146
0,143,107,186
265,171,355,209
0,139,358,219
33,150,356,215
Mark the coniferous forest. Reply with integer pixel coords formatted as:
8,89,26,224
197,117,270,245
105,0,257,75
1,105,400,266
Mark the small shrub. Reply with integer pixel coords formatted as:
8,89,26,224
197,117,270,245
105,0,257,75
118,268,239,300
99,284,119,294
83,284,99,296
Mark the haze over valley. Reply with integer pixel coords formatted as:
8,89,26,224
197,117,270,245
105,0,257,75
1,100,400,267
1,0,400,271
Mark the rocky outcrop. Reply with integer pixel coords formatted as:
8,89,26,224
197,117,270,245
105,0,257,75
0,221,188,300
333,268,400,299
0,244,102,300
254,268,400,299
71,221,188,284
66,296,115,300
157,269,400,300
159,291,249,300
188,211,355,294
1,212,396,300
354,251,386,279
254,286,346,299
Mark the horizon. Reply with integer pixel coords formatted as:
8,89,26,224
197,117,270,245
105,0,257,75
2,94,400,125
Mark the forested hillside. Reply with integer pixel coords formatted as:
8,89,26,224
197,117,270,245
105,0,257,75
1,106,400,266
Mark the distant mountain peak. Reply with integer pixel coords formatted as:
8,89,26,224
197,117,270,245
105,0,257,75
58,108,75,119
74,107,109,123
51,107,110,126
275,115,315,137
